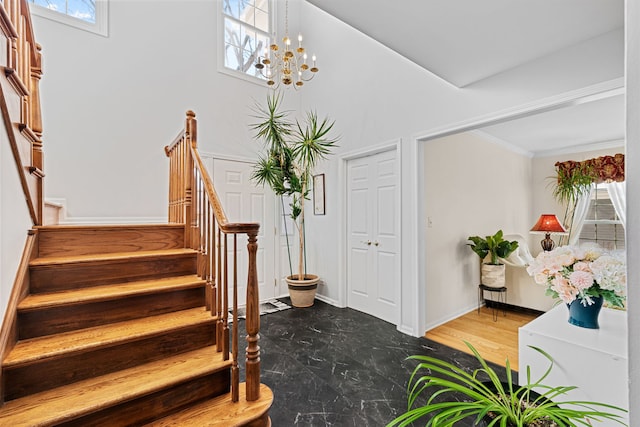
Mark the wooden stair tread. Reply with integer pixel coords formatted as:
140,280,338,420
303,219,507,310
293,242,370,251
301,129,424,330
147,383,273,427
36,224,184,231
18,275,206,310
4,307,216,367
29,248,196,267
0,347,230,426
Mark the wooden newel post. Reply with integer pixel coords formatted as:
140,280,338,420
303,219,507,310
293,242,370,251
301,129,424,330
245,228,261,401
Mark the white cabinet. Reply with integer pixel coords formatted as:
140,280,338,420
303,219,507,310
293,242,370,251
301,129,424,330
519,305,628,426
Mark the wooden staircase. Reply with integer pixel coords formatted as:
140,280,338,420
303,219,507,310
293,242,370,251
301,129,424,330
0,224,272,426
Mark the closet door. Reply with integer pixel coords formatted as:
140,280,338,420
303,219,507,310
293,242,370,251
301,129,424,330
347,149,399,323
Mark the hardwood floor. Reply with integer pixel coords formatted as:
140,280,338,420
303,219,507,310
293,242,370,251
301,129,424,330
425,306,540,371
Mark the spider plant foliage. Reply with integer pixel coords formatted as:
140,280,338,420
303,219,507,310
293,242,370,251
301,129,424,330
549,163,594,244
551,163,594,206
250,91,339,280
387,341,627,427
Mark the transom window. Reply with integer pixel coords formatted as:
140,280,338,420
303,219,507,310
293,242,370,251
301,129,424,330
222,0,271,80
29,0,95,23
28,0,107,36
579,183,625,250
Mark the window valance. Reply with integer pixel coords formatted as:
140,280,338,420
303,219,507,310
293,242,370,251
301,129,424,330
555,153,625,183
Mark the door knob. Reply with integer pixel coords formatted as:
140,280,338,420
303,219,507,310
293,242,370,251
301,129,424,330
374,241,379,246
361,240,372,245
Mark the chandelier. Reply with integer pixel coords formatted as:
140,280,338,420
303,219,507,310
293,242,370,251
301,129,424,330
254,0,318,88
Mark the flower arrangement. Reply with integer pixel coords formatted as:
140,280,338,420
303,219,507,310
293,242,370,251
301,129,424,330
526,244,626,308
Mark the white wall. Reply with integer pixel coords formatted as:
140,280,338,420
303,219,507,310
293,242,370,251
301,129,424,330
422,132,533,328
625,0,639,422
0,115,33,324
31,0,285,223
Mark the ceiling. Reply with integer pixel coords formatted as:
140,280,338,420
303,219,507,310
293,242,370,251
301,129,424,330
305,0,625,155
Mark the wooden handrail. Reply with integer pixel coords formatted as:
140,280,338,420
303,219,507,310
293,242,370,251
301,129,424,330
165,111,262,402
0,0,44,226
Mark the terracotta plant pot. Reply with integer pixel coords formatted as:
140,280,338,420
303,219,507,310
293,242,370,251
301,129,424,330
481,263,506,288
285,274,319,308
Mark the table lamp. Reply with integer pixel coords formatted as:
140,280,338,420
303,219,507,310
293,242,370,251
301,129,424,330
530,214,567,251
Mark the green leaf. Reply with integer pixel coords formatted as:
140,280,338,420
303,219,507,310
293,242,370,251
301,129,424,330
388,342,628,427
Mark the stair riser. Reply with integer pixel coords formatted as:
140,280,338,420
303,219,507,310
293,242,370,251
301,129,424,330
58,372,230,427
18,287,206,339
4,322,217,400
30,254,197,293
38,226,185,257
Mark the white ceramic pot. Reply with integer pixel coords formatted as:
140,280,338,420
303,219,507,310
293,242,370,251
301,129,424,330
481,264,506,288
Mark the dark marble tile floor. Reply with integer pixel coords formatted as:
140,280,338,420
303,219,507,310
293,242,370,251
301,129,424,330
238,298,514,426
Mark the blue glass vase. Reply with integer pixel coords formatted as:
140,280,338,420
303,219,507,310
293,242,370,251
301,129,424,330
567,296,604,329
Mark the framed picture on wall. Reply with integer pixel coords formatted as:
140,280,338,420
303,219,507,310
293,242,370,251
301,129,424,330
313,174,325,215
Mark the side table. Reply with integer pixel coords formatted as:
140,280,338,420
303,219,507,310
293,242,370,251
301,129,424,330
478,284,507,321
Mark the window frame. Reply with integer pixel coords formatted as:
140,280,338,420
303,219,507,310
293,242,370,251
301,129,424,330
28,0,108,37
218,0,273,85
578,182,625,249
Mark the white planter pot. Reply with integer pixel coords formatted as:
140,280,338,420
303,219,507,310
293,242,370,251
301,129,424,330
285,274,319,307
481,264,506,288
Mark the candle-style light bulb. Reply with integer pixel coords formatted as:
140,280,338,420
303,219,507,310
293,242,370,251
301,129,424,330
298,34,302,47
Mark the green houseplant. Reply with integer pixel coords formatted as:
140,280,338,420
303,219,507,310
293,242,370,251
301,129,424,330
387,341,627,427
468,230,519,288
250,91,338,307
550,162,594,245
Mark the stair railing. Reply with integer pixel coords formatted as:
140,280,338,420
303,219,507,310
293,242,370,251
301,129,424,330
165,111,261,402
0,0,45,225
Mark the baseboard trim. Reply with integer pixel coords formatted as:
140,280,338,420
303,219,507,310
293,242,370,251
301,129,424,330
424,303,479,333
485,300,545,317
314,293,341,307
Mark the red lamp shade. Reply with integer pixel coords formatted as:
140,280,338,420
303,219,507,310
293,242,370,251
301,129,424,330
530,214,567,251
530,214,567,233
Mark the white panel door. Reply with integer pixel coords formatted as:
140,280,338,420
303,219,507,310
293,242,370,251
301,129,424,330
211,158,276,305
347,149,400,323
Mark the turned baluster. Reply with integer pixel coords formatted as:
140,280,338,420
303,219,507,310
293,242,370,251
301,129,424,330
245,229,260,401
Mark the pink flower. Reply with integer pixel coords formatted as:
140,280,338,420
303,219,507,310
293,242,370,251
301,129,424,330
569,270,594,290
551,275,572,294
573,261,591,272
554,282,578,304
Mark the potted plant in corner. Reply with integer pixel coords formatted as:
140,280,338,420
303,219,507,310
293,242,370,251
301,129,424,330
467,230,519,288
387,341,627,426
250,91,339,307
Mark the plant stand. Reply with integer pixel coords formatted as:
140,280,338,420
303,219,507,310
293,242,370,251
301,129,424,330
478,284,507,321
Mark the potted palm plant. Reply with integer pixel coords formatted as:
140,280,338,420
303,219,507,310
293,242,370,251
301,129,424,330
387,341,628,427
467,230,519,288
250,92,338,307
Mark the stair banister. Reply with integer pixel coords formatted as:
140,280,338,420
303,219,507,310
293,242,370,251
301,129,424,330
0,0,45,226
165,111,262,402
